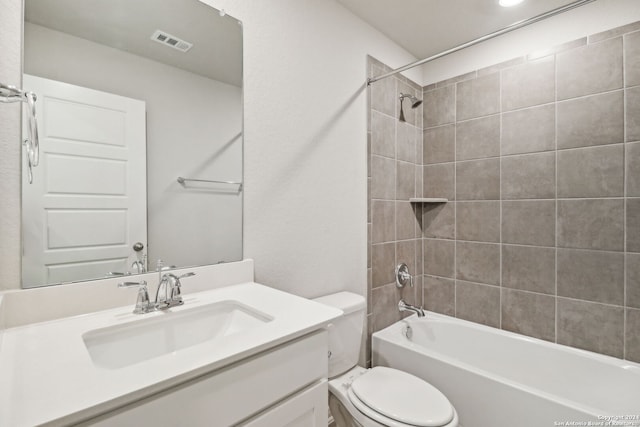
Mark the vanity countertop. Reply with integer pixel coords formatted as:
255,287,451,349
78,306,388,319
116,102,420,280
0,282,342,427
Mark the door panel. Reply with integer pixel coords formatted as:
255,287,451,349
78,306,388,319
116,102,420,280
46,210,127,248
22,75,147,286
46,155,127,195
44,97,126,145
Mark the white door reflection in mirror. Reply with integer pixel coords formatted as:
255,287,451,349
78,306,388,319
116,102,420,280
22,75,147,287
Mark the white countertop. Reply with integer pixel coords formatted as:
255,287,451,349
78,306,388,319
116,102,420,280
0,282,342,427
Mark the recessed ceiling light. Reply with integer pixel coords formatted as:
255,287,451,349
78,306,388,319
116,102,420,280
499,0,525,7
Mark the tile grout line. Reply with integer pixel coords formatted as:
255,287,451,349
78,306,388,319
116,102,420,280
555,50,559,345
417,236,630,253
422,270,629,309
498,68,503,331
623,33,627,360
453,81,458,319
556,86,625,104
416,170,420,308
368,60,372,323
423,88,430,309
393,76,398,302
420,93,423,309
420,97,424,303
420,123,424,308
367,60,373,334
556,295,628,310
372,195,632,203
421,142,629,168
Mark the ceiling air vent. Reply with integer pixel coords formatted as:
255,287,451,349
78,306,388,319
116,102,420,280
150,30,193,53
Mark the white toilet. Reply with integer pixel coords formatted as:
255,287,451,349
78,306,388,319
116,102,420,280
314,292,459,427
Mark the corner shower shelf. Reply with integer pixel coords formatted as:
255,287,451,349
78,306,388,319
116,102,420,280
409,198,448,203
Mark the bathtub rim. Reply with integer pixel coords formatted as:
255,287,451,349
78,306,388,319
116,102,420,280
372,310,640,418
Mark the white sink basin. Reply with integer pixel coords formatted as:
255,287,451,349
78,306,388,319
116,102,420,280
82,300,273,369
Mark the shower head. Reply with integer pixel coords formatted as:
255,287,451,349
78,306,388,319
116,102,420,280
401,93,423,108
398,93,423,122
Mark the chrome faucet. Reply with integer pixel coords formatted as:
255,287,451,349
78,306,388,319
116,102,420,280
131,258,146,274
118,280,156,314
398,299,425,318
155,272,196,309
118,261,196,313
154,259,170,306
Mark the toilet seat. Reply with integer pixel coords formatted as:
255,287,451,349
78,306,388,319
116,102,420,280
347,367,454,427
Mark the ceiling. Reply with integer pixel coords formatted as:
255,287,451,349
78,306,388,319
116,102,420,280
25,0,242,87
336,0,580,59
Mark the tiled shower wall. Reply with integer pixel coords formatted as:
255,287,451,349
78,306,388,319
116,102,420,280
422,21,640,362
366,57,424,366
367,20,640,364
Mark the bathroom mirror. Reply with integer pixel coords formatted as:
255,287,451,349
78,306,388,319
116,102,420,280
21,0,243,288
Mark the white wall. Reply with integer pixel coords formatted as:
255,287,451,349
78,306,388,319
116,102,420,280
420,0,640,84
23,23,243,277
0,0,22,291
197,0,420,298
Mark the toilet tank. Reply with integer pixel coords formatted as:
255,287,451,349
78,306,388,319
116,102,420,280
313,292,366,378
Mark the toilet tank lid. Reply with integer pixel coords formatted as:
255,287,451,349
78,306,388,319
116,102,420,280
313,292,365,314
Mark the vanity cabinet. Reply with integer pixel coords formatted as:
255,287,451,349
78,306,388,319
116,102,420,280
240,380,327,427
81,331,328,427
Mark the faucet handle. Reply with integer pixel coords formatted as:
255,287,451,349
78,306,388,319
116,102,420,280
169,272,195,306
118,280,147,288
108,271,131,276
395,263,413,288
118,280,155,314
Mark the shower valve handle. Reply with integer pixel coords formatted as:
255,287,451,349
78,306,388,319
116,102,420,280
395,263,413,288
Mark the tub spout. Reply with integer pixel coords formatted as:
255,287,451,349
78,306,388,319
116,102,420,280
398,299,425,317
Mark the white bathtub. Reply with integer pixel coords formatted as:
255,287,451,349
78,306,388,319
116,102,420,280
372,311,640,427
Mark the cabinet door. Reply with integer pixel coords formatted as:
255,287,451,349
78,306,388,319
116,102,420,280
240,380,328,427
80,332,327,427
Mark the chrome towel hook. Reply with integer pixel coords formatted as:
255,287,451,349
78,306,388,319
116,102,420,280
0,82,40,184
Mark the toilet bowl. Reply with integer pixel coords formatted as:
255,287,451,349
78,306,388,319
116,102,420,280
329,366,459,427
313,292,459,427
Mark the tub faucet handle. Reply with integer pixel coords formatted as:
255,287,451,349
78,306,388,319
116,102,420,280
395,263,413,288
